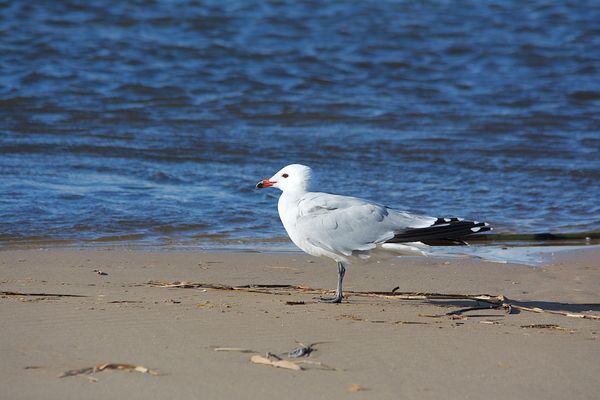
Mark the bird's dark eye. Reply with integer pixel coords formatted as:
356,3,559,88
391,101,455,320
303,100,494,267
282,173,289,178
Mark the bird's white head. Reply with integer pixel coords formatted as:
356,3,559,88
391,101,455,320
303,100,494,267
256,164,313,193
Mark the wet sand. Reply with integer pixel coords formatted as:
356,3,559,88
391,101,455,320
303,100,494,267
1,248,599,399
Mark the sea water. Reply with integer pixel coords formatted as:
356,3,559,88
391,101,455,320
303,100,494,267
1,1,599,249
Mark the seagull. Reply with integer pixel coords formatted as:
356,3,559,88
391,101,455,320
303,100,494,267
256,164,491,303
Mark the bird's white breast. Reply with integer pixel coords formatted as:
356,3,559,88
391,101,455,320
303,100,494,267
278,192,340,260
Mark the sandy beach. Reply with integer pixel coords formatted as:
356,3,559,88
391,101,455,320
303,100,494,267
1,247,599,400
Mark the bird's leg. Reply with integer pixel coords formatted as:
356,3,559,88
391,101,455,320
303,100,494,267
319,261,346,303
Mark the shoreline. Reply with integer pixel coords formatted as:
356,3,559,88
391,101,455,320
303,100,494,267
2,242,600,269
1,248,599,399
2,230,599,254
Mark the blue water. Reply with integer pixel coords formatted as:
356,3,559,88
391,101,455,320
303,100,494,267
1,1,599,248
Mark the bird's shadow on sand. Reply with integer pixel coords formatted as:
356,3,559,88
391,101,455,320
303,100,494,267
428,299,600,314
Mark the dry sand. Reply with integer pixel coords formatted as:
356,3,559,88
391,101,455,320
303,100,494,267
1,247,599,399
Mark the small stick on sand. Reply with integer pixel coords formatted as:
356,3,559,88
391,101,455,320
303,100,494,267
1,291,88,298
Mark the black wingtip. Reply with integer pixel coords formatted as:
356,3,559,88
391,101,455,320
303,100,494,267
387,218,492,246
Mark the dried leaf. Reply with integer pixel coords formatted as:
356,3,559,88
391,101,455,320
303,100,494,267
250,355,302,371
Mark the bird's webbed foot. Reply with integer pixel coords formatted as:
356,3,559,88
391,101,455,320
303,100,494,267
318,293,343,303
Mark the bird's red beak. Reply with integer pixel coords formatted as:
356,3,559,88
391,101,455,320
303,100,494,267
256,178,275,189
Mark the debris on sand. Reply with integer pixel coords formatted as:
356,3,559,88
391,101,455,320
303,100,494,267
59,363,159,379
213,347,256,353
349,383,368,392
520,324,576,332
288,341,317,358
250,355,302,371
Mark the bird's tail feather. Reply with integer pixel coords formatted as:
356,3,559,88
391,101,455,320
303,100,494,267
386,218,491,246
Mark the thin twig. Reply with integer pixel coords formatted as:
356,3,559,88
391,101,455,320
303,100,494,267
445,305,503,316
1,291,88,298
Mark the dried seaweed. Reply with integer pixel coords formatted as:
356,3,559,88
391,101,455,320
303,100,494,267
147,281,308,296
521,324,576,332
147,280,600,321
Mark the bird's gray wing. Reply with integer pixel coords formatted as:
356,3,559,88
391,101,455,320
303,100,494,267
295,192,436,256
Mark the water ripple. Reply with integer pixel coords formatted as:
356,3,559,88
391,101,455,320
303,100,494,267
1,0,599,247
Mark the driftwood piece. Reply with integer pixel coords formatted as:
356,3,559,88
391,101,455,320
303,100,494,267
250,355,302,371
